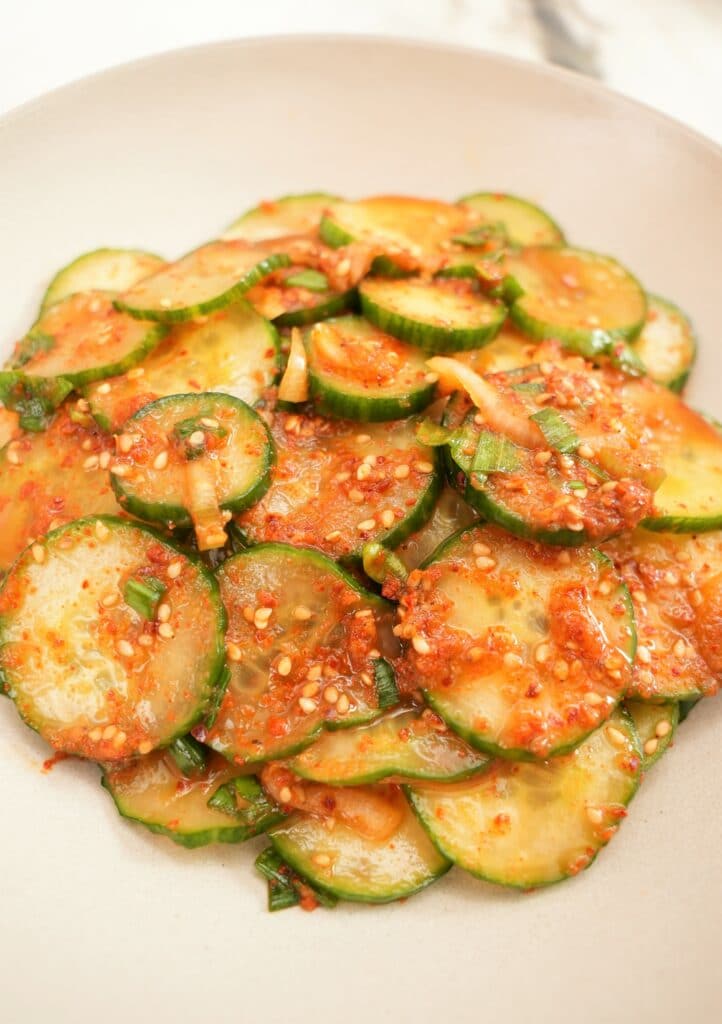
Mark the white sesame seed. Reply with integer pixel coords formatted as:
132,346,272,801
644,737,659,756
357,518,376,532
279,786,292,804
102,725,117,741
473,542,491,557
598,580,612,596
535,643,551,665
673,638,687,658
412,635,431,655
226,642,242,662
83,455,99,471
306,665,323,681
664,571,679,586
167,561,183,579
99,451,111,469
534,450,553,466
655,720,671,738
188,430,205,447
76,398,90,412
112,730,127,749
394,464,410,480
299,696,317,714
138,635,153,647
117,640,134,657
138,741,153,755
117,433,135,454
277,655,292,677
553,660,569,680
584,691,604,706
96,382,112,395
336,694,350,714
95,521,109,541
503,652,523,669
312,852,332,867
475,556,496,571
294,605,312,621
126,367,145,380
415,461,434,474
578,443,594,459
380,509,395,528
153,450,169,470
325,529,342,541
586,807,603,825
111,463,130,478
302,681,320,698
606,726,627,748
323,685,339,705
6,448,22,466
636,645,652,665
81,438,93,452
356,463,372,481
31,543,45,564
157,622,174,640
254,607,273,629
200,417,219,429
157,603,171,623
101,592,118,607
355,434,371,444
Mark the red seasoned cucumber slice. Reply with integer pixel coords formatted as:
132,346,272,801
224,192,340,242
395,523,636,760
457,192,564,246
395,486,476,571
236,409,441,562
247,266,354,328
633,294,696,393
41,249,165,312
205,543,397,765
408,708,641,889
115,240,290,322
85,302,280,433
0,516,226,760
624,700,678,769
0,409,121,572
305,316,437,421
11,291,166,387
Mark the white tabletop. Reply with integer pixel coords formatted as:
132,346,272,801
2,0,721,144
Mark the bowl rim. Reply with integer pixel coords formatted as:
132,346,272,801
2,32,720,160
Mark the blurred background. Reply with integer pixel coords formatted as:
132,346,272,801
1,0,720,142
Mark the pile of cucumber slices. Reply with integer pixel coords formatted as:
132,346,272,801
0,189,717,910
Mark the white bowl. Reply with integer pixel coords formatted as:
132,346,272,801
1,36,721,1024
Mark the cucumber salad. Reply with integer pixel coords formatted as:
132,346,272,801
0,190,718,910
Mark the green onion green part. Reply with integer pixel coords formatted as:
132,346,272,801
123,575,166,620
529,407,579,454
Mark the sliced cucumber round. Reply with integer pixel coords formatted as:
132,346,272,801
603,529,722,701
0,408,121,572
359,276,506,352
224,192,340,242
305,316,437,421
41,248,165,312
206,543,397,765
268,789,450,903
624,701,678,769
247,266,354,328
396,523,635,760
0,516,226,761
110,393,274,544
289,707,489,785
85,302,280,433
395,486,476,571
237,410,441,562
408,709,641,889
505,247,647,356
102,750,282,848
633,294,696,393
12,291,166,387
458,192,564,246
115,241,290,322
453,325,540,375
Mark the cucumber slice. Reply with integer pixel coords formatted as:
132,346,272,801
247,265,354,328
395,486,476,571
41,248,165,312
206,543,397,765
624,701,678,769
237,410,441,562
396,523,636,760
110,393,274,539
633,295,696,393
0,409,121,572
102,751,282,848
320,196,474,274
224,192,340,242
305,316,437,421
289,707,489,785
268,789,450,903
85,302,280,433
11,291,166,387
408,709,641,889
458,192,564,246
505,247,647,356
115,241,290,322
0,516,226,761
359,276,506,352
602,529,722,701
453,326,540,375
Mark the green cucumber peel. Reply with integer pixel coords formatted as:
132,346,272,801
168,735,208,776
285,269,330,292
373,658,400,711
0,371,73,431
362,541,409,586
207,776,284,836
255,847,338,912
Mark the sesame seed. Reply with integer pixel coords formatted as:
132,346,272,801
394,464,410,480
158,298,173,309
598,579,612,596
294,605,312,621
117,433,134,454
425,372,439,383
336,258,351,276
117,640,135,657
334,471,351,483
600,480,618,493
167,560,183,579
126,367,145,380
279,786,292,804
363,454,377,466
226,642,242,662
83,455,99,471
644,738,659,756
325,529,342,541
412,635,431,655
503,652,523,669
354,609,373,618
584,691,604,706
6,448,22,466
31,543,45,564
380,509,395,529
254,607,273,629
655,720,671,738
475,556,496,571
553,660,569,680
586,807,603,825
277,656,292,677
96,382,112,394
673,638,687,658
664,571,679,586
691,590,703,608
157,603,171,623
88,728,102,742
299,696,317,714
312,853,331,867
578,443,594,459
357,518,376,532
99,451,111,469
188,430,205,447
355,434,371,444
138,741,153,755
102,592,118,607
102,725,117,741
415,461,434,474
336,694,350,714
138,635,153,647
306,665,323,681
606,726,627,748
360,671,373,685
636,645,652,665
348,490,364,504
76,398,90,412
468,647,483,661
323,686,339,705
81,438,93,451
111,463,130,478
200,417,219,429
356,463,372,481
535,643,551,665
112,730,127,749
473,542,491,556
302,680,320,698
153,450,169,470
534,450,553,467
95,521,109,541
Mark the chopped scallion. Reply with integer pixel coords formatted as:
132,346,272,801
472,430,522,474
373,658,400,710
123,574,166,620
285,269,329,292
529,408,579,454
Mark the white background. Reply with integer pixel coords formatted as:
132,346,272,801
1,0,721,142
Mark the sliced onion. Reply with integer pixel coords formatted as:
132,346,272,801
184,458,227,551
278,327,309,403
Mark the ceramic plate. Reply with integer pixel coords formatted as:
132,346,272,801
1,36,720,1024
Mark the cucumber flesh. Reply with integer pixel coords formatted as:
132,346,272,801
289,706,489,785
603,529,722,701
0,409,121,572
458,192,564,246
633,294,696,392
224,192,340,242
0,516,226,761
102,751,281,848
624,700,678,769
268,788,450,902
396,523,636,760
305,316,437,421
359,276,506,352
206,543,397,765
115,241,290,322
505,247,647,355
85,302,279,433
395,486,476,571
453,326,540,375
11,291,166,387
41,248,165,312
110,392,274,535
237,409,440,562
408,709,641,889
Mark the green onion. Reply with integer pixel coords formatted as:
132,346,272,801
123,575,166,620
205,664,231,730
373,658,400,710
447,424,479,474
490,274,525,304
285,269,329,292
254,847,338,912
451,222,507,248
472,430,522,474
415,419,454,447
0,372,73,432
207,776,283,833
511,380,545,395
362,541,408,587
168,735,208,776
529,408,579,454
567,480,586,490
10,331,55,369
